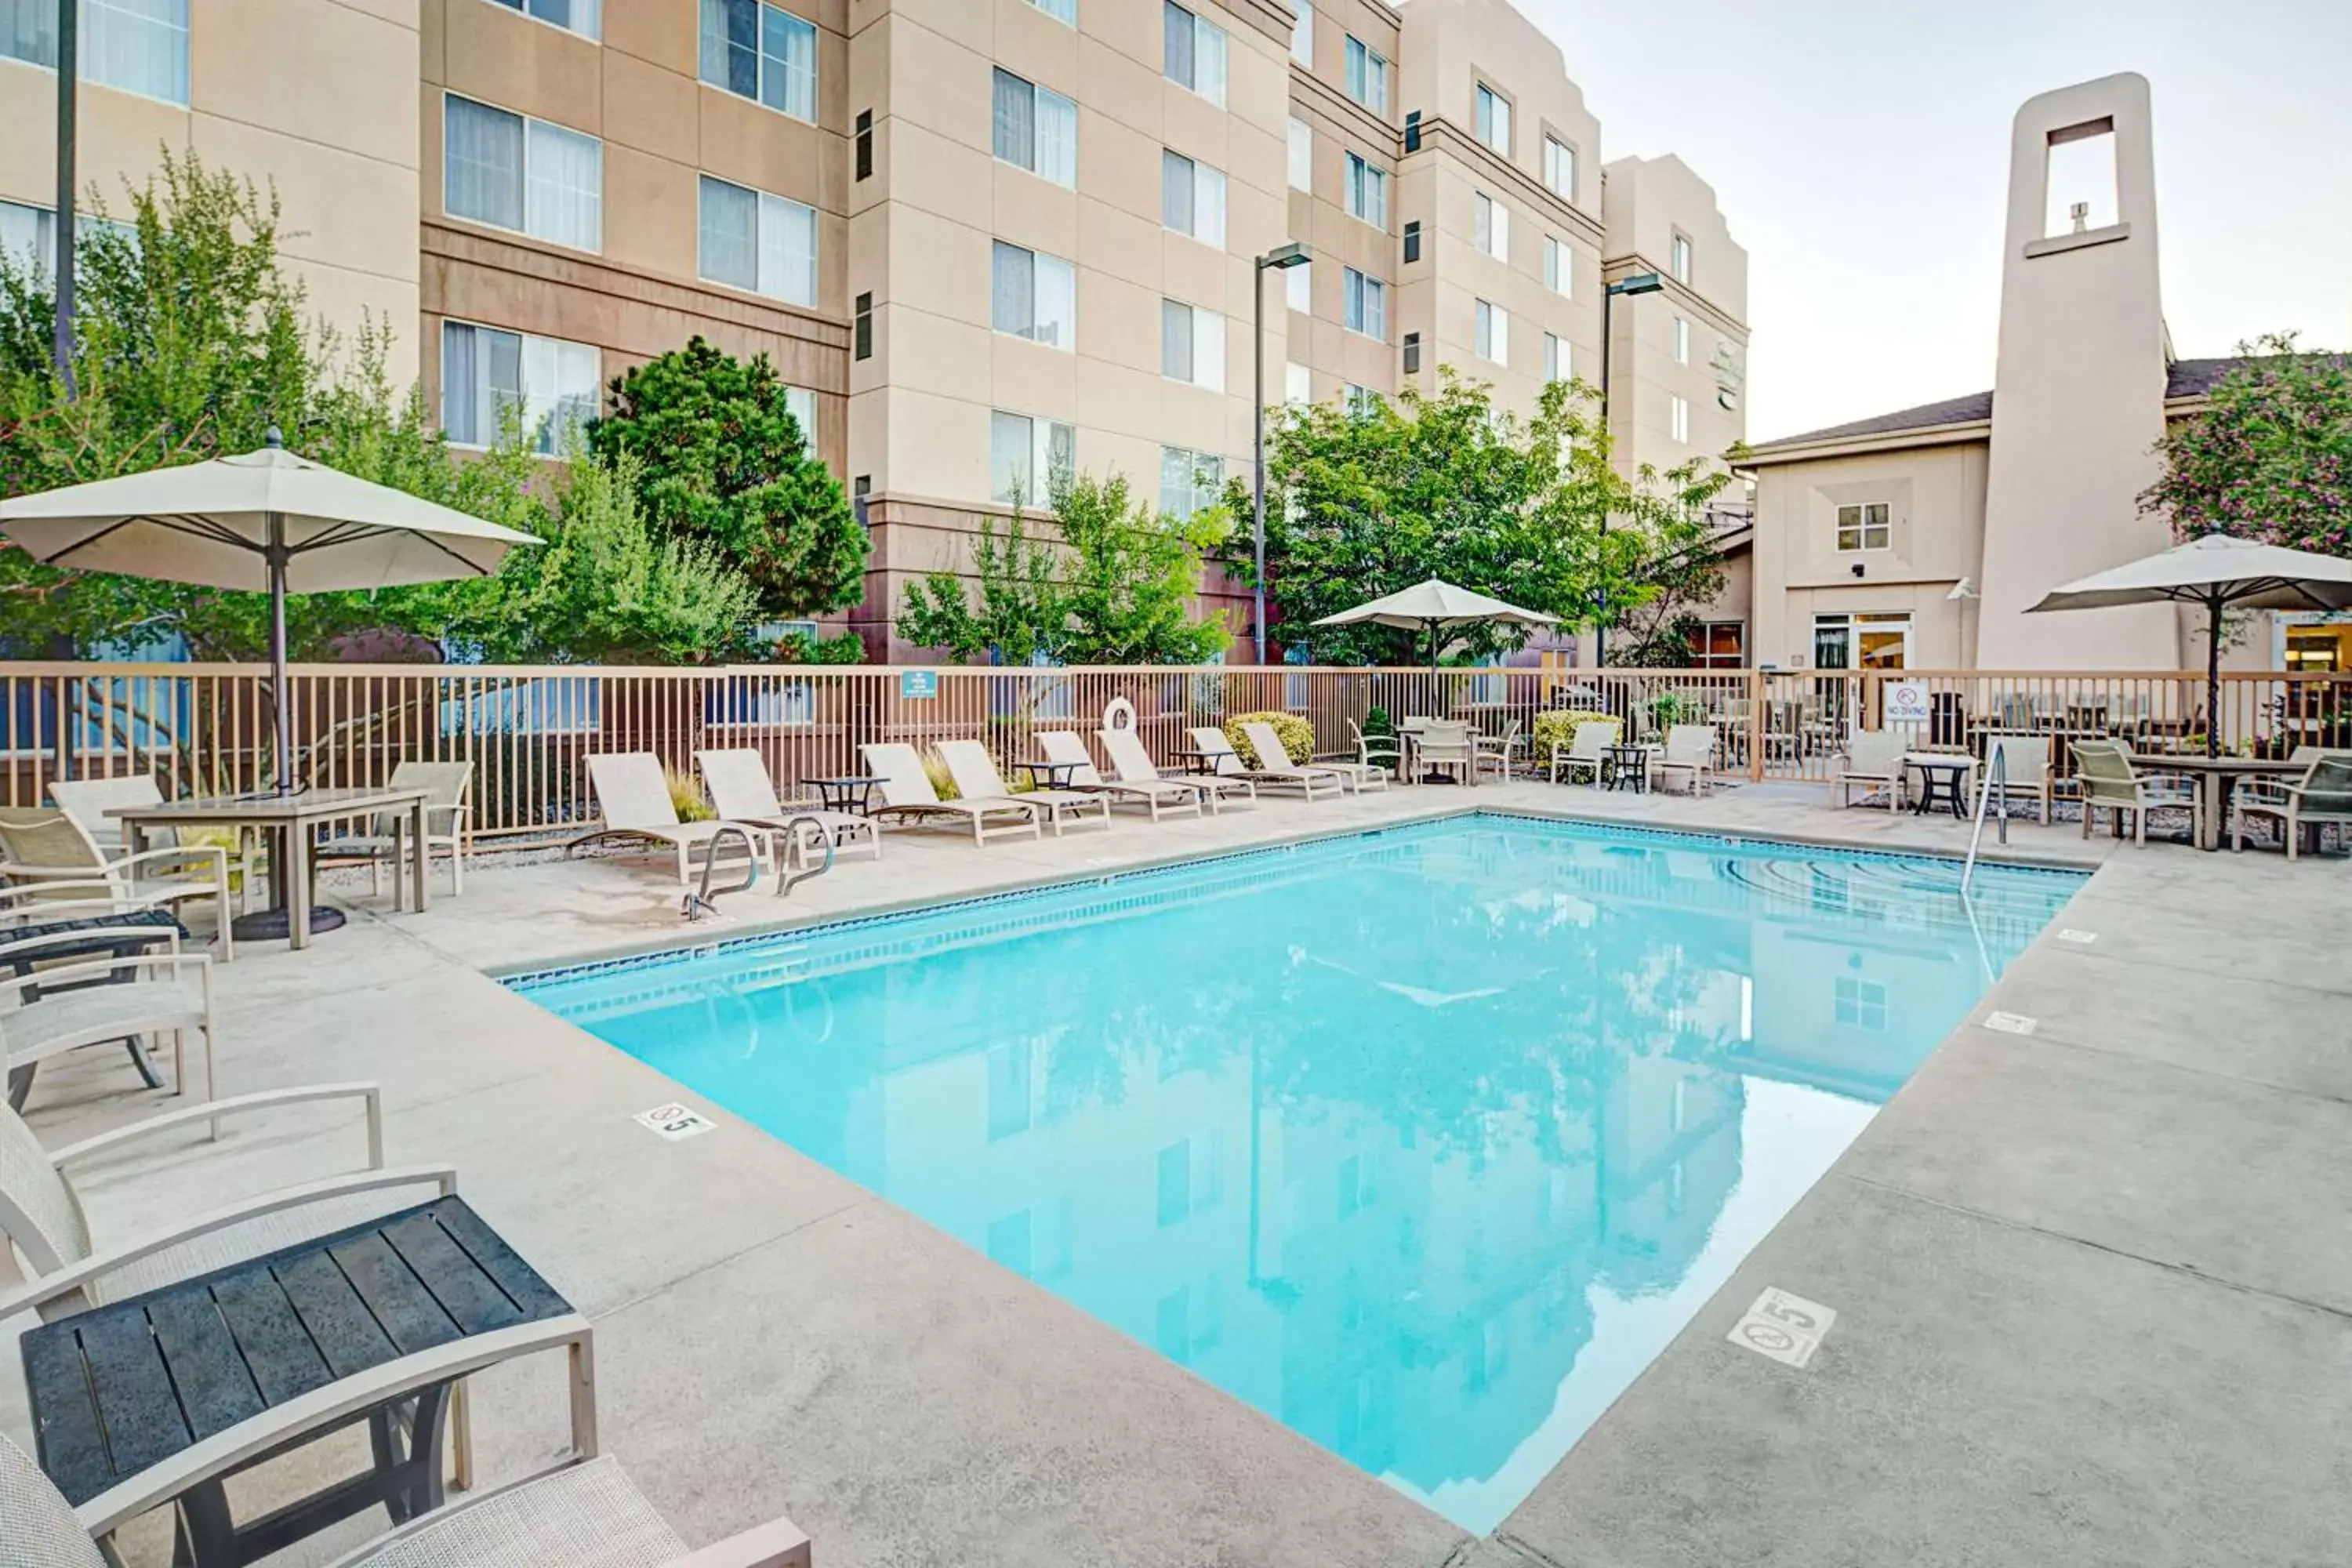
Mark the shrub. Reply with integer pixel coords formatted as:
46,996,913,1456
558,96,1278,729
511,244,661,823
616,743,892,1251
921,751,960,800
1227,710,1317,768
1532,709,1617,760
665,767,714,822
1646,691,1706,728
771,629,866,665
1362,705,1394,739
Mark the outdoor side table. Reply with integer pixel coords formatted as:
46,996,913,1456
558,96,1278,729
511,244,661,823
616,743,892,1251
1014,759,1084,789
1170,747,1223,777
2,909,187,1109
1905,755,1974,818
1603,744,1651,793
22,1194,574,1568
807,775,885,815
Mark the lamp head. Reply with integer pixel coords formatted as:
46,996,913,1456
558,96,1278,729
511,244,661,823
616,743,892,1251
1608,272,1665,298
1260,241,1312,270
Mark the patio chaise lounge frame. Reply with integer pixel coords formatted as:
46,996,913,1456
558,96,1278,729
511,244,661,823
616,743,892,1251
1188,727,1345,801
570,754,773,887
695,748,884,868
860,742,1043,847
936,740,1113,836
1035,731,1203,822
1098,728,1254,813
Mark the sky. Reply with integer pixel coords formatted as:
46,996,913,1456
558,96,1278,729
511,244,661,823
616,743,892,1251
1510,0,2352,441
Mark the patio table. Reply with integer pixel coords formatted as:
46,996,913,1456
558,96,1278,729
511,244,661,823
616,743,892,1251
21,1193,575,1568
1170,747,1223,777
1904,753,1975,818
1604,743,1653,793
1014,759,1085,789
2127,752,2295,851
806,775,886,815
110,787,429,952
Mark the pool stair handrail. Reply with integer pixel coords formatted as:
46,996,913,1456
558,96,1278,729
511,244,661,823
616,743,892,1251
772,815,837,899
1961,739,2012,895
683,825,764,921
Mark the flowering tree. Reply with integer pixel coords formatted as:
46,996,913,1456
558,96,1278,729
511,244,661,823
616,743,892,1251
2140,333,2352,556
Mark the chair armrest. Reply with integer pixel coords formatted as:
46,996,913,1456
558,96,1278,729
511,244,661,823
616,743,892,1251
50,1083,383,1171
423,804,470,833
0,924,179,965
666,1519,816,1568
107,845,230,880
75,1310,591,1539
0,1164,458,1323
0,949,208,1003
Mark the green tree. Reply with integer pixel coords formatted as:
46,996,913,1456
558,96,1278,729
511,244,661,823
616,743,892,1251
2140,332,2352,557
899,467,1232,663
587,337,867,617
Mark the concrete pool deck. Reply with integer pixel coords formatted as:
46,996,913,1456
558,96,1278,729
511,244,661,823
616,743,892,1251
5,778,2347,1566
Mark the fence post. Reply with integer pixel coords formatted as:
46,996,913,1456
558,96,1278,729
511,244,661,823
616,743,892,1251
1747,667,1766,782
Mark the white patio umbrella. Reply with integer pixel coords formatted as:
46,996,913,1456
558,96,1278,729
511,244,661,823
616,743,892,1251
2027,533,2352,756
1312,578,1559,670
0,430,541,790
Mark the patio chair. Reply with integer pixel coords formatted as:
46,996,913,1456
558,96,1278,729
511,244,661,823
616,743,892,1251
1099,728,1254,813
1472,719,1524,781
0,808,234,960
1,926,217,1114
1036,731,1203,822
2232,753,2352,861
2,1430,811,1568
1547,719,1620,785
937,740,1112,836
1832,730,1909,811
1348,720,1403,780
572,754,773,887
1412,721,1476,786
1243,721,1388,794
859,742,1043,847
49,775,259,914
2071,739,2196,846
1976,732,2053,824
1227,724,1355,799
1185,728,1344,800
1650,724,1719,795
313,760,476,898
696,748,884,866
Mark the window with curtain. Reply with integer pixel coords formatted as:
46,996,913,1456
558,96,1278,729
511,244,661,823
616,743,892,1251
1161,151,1225,246
0,200,53,278
1341,267,1384,341
1544,235,1569,295
993,69,1076,188
1284,259,1310,314
784,387,817,448
700,0,816,121
1475,299,1507,363
488,0,601,39
1163,2,1226,106
990,411,1076,506
1343,35,1387,115
697,175,815,305
1543,332,1564,383
1158,446,1223,521
525,119,603,251
1029,0,1076,24
1474,84,1512,154
0,0,56,69
1473,193,1508,260
1290,3,1310,66
446,96,602,251
445,96,528,233
992,241,1076,350
77,0,189,103
1283,361,1310,405
1344,153,1386,228
1287,118,1312,192
441,321,599,452
1159,300,1225,390
1544,135,1575,201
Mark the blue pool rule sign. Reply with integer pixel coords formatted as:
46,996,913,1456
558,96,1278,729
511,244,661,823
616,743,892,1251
901,670,938,699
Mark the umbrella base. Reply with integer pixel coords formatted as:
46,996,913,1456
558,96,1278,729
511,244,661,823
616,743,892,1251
233,906,347,942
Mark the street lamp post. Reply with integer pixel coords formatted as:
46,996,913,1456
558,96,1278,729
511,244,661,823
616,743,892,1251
1252,241,1312,666
52,0,78,393
1594,270,1663,667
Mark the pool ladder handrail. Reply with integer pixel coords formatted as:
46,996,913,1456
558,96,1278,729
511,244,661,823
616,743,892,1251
682,824,764,922
772,815,837,899
1960,739,2012,896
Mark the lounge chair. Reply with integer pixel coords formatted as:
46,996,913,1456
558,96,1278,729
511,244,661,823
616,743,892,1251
1547,719,1621,785
1100,727,1254,813
1224,724,1352,800
49,775,259,913
1650,724,1719,795
860,742,1043,846
314,760,476,897
937,739,1112,836
2071,739,2196,845
697,748,884,867
1413,721,1476,786
0,807,234,960
1188,727,1341,800
1831,729,1908,811
2232,753,2352,860
1976,731,2053,824
1036,731,1203,821
1256,720,1387,793
572,754,772,887
1,927,218,1116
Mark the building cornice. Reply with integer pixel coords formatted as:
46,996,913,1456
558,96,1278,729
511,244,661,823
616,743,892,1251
1410,117,1604,249
1601,251,1748,340
1740,390,2214,469
1211,0,1301,50
1289,67,1403,158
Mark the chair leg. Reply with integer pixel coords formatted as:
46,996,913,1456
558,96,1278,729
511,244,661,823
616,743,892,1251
448,839,464,897
2286,815,2300,862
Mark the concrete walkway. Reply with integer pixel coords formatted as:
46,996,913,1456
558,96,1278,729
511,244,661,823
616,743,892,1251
6,777,2345,1566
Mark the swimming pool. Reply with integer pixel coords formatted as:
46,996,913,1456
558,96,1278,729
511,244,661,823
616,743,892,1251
511,815,2082,1532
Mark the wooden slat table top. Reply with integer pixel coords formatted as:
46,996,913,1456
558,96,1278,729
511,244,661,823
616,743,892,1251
22,1196,570,1508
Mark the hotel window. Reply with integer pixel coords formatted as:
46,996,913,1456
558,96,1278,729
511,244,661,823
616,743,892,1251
1475,299,1506,363
1341,267,1385,341
1343,35,1388,115
1834,976,1889,1032
1290,1,1310,65
783,387,817,448
990,410,1075,506
854,291,873,359
0,200,53,278
1474,83,1512,154
1670,230,1693,283
1030,0,1076,24
1543,332,1564,383
1542,134,1574,201
1161,150,1228,247
1163,2,1227,107
1672,315,1690,365
1283,361,1310,405
1402,220,1421,264
993,69,1077,189
441,321,600,453
993,241,1076,350
1402,332,1421,374
1473,193,1508,260
1543,235,1568,295
444,96,604,252
855,110,873,180
1344,153,1388,229
1693,620,1745,670
1287,118,1312,191
1814,612,1911,672
3,0,189,103
1159,445,1224,520
1671,394,1690,443
1836,502,1891,551
488,0,600,39
1160,299,1225,390
1344,383,1378,416
699,0,817,121
698,176,816,305
1284,258,1310,313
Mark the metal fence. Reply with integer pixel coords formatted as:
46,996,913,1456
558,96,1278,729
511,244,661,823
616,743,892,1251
2,662,2346,841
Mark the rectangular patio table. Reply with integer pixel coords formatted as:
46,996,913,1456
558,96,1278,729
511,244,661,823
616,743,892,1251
2127,752,2296,851
22,1194,575,1567
111,787,429,951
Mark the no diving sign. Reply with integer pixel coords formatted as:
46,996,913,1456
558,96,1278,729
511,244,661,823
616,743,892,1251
633,1102,717,1142
1727,1287,1838,1369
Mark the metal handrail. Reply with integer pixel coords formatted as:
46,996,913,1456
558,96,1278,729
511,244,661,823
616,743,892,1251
771,815,837,899
1962,739,2011,895
682,826,763,921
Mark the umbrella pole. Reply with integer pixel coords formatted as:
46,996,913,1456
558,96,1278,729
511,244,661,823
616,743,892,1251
268,513,293,796
2205,590,2223,760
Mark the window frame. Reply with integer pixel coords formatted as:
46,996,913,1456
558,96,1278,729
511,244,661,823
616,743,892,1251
6,0,192,104
485,0,601,42
438,318,602,454
1163,2,1229,107
1473,192,1509,260
1835,502,1893,553
1670,229,1693,283
1161,147,1228,247
695,172,818,307
698,0,818,123
992,67,1078,189
1342,34,1388,116
990,408,1076,507
1671,394,1690,444
1030,0,1076,25
1542,134,1576,203
1473,82,1513,156
992,240,1078,352
442,93,605,255
1672,314,1690,365
1343,152,1388,230
1475,298,1507,364
1158,444,1225,521
1542,331,1564,384
1160,297,1227,390
1341,267,1385,342
1287,117,1312,192
1290,1,1311,66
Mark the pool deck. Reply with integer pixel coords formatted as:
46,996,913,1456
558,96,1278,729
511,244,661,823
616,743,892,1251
7,776,2348,1566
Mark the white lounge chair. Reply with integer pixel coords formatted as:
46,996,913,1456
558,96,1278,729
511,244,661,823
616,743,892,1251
314,760,476,897
696,748,883,869
1100,727,1254,813
937,740,1112,836
0,807,234,960
1547,719,1620,785
1650,724,1719,795
860,742,1042,847
1242,720,1388,794
49,775,259,913
1036,731,1203,821
1832,729,1909,811
1,927,218,1116
1196,726,1342,800
572,754,772,887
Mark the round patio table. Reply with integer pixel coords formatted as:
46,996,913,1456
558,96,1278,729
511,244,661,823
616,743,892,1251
1904,754,1974,819
2126,753,2295,851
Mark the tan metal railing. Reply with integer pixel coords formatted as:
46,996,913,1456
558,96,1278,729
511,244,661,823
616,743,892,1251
2,662,2346,840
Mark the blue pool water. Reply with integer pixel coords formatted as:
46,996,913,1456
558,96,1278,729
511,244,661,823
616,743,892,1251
512,816,2082,1531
